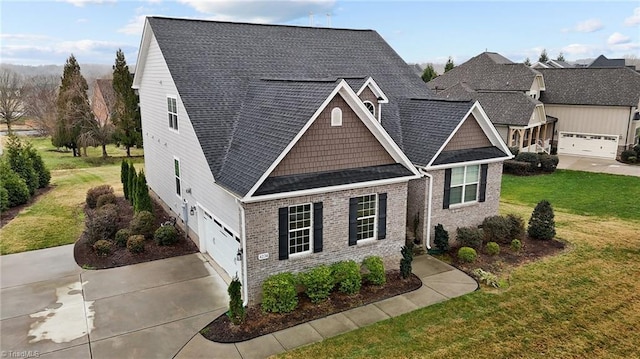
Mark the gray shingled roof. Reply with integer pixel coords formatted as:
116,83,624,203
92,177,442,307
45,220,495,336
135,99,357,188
148,17,438,196
433,146,507,165
538,68,640,107
398,99,475,167
589,55,626,68
428,52,541,92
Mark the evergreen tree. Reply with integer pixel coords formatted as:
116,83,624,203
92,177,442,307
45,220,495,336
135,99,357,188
121,159,130,200
524,57,532,66
538,49,549,63
444,57,455,72
421,64,438,82
227,277,246,325
127,162,137,205
5,135,38,195
134,170,153,213
25,143,50,188
112,49,142,157
557,52,566,62
528,200,556,240
53,54,93,157
434,224,450,251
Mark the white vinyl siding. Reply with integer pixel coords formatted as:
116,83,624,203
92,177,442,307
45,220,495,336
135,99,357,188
174,157,181,197
449,165,479,205
167,96,178,131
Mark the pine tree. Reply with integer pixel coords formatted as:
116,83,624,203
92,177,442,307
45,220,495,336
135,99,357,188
121,159,130,200
127,162,137,205
112,49,142,157
53,54,93,157
538,49,549,63
528,200,556,240
524,57,532,66
444,57,455,72
227,277,246,325
134,170,153,213
557,52,566,62
421,64,438,82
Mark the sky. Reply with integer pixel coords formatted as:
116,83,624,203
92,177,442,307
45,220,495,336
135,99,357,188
1,0,639,67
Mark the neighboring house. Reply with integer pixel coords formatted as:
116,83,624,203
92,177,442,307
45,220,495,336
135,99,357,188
588,54,637,70
92,79,116,125
132,17,511,304
532,59,574,69
428,52,553,154
538,67,640,158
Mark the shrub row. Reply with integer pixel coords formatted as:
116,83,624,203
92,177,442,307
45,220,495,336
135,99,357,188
504,152,559,175
1,136,50,210
620,145,640,164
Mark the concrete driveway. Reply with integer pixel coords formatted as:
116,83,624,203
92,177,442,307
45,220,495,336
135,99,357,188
557,155,640,177
0,245,229,358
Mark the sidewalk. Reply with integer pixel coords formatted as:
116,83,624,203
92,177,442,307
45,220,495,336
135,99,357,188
175,255,478,358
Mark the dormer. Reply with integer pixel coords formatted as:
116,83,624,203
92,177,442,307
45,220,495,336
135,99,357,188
527,74,546,100
356,77,389,122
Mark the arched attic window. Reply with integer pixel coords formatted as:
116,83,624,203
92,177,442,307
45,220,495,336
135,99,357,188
331,107,342,126
363,101,375,117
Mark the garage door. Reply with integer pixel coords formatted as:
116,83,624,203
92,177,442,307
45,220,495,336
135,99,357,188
558,132,618,159
201,210,242,279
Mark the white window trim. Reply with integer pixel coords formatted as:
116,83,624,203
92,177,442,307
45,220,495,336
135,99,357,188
449,165,479,207
356,194,377,242
288,203,313,257
330,107,342,127
363,101,375,117
174,156,182,199
167,95,179,132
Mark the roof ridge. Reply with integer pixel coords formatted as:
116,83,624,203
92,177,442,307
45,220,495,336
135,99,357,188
259,77,339,83
149,16,374,32
408,97,472,104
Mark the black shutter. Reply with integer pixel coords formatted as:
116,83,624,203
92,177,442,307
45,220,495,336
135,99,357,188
313,202,323,253
377,193,387,240
278,207,288,260
479,164,488,202
443,168,452,209
348,197,358,246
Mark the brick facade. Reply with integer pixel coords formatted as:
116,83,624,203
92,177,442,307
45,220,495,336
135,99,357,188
242,181,408,305
444,114,492,151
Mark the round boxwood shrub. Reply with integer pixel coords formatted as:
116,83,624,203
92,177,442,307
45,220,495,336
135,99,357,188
0,162,30,208
486,241,500,256
456,227,483,249
96,193,117,208
511,239,522,252
539,153,559,172
330,261,361,295
129,211,155,239
86,185,114,209
299,265,333,303
93,239,112,256
127,235,145,253
457,247,477,263
362,256,386,285
506,213,525,240
261,272,298,313
528,200,556,240
154,225,179,246
85,204,119,244
482,216,512,244
515,152,539,171
115,228,130,247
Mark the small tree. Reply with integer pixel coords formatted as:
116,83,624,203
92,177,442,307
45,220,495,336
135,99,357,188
538,49,549,63
400,242,414,279
444,57,455,72
127,162,137,205
112,49,142,157
434,223,450,251
134,170,153,213
25,143,50,188
227,276,245,325
557,52,566,62
421,64,438,82
0,69,25,134
524,57,532,66
5,135,38,195
121,159,130,199
528,200,556,240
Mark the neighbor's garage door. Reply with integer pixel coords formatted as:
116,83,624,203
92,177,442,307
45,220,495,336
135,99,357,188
558,132,618,159
201,210,242,278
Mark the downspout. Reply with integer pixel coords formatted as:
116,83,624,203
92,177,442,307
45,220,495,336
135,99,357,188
625,107,633,149
237,199,249,307
418,168,433,250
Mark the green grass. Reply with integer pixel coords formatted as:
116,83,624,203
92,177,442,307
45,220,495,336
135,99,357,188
501,170,640,222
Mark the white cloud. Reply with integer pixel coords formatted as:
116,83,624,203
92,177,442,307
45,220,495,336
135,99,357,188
63,0,115,7
607,32,631,45
574,19,603,33
0,34,53,41
76,18,89,23
625,7,640,26
118,15,149,35
178,0,336,23
561,43,594,56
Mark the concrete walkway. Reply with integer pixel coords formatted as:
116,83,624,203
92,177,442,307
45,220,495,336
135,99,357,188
175,255,478,359
557,155,640,177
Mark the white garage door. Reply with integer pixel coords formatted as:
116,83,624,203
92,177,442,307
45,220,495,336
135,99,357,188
558,132,618,159
200,210,242,279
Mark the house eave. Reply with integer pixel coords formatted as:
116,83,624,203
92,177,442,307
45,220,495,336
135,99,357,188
423,155,512,171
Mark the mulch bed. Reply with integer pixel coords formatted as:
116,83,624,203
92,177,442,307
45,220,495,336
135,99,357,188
74,197,199,269
201,270,422,343
0,186,53,228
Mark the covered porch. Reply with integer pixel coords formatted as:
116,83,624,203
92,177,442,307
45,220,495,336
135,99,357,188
508,116,557,153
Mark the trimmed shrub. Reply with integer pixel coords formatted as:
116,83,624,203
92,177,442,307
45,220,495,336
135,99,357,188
457,247,477,263
115,228,130,247
96,193,117,208
261,272,298,313
129,210,155,239
93,239,112,256
25,145,50,188
621,149,637,163
456,227,483,249
86,185,114,209
0,162,30,208
134,171,153,213
482,215,512,244
515,152,539,171
85,204,119,244
127,162,137,205
503,160,531,176
330,261,361,295
508,146,520,157
434,223,449,251
0,187,8,212
539,153,559,172
486,241,500,256
362,256,385,285
511,239,522,252
400,242,414,279
227,277,245,325
528,200,556,240
121,159,129,199
4,136,38,195
154,225,179,246
299,265,333,303
506,213,526,240
126,235,145,253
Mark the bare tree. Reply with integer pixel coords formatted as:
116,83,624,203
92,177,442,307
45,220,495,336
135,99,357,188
77,118,114,158
0,69,25,134
23,75,59,136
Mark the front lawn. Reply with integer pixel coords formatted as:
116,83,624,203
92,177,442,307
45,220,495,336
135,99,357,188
501,170,640,222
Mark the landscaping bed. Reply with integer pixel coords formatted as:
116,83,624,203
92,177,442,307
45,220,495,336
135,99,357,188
201,270,422,343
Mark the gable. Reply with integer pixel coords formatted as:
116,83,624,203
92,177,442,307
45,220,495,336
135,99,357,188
443,114,492,151
359,87,378,106
270,93,395,177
